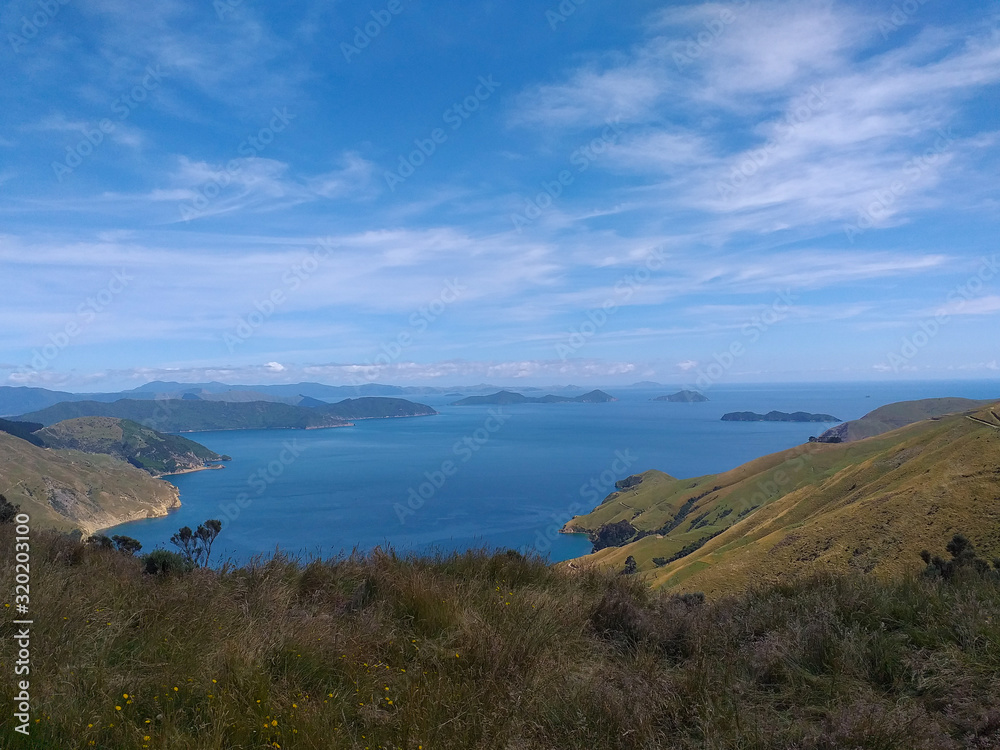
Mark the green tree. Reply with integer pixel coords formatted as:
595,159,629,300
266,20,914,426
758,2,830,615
111,535,143,556
622,556,638,575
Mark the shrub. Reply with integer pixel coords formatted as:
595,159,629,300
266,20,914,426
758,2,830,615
141,548,194,576
0,494,20,524
921,533,996,581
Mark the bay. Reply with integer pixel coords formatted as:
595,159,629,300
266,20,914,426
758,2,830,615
109,380,999,564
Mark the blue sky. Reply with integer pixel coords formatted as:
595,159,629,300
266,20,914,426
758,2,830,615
1,0,998,391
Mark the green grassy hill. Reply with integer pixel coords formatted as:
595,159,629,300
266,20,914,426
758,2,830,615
0,432,181,535
565,402,1000,598
818,396,995,441
36,417,228,476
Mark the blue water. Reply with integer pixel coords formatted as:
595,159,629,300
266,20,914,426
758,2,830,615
109,380,999,564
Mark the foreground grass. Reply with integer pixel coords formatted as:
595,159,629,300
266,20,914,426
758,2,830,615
2,528,1000,749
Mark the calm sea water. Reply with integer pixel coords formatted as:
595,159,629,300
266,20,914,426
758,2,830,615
109,380,999,564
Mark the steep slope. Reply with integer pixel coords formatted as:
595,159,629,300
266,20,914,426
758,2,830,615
0,417,45,446
818,396,994,442
0,432,181,535
565,402,1000,598
36,417,228,476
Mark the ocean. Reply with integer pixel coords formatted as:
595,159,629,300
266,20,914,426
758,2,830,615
108,380,999,565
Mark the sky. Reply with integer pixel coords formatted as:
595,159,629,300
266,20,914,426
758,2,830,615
1,0,998,391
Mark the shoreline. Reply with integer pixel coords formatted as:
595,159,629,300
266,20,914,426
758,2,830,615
158,463,227,478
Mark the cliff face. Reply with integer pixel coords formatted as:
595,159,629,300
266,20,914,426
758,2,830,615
0,432,182,536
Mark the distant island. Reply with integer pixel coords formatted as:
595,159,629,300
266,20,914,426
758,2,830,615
451,390,617,406
722,411,841,423
18,396,438,433
653,390,709,402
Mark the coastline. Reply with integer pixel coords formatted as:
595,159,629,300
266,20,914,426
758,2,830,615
86,483,182,537
158,463,227,478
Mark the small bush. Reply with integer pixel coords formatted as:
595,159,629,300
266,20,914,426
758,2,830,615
0,494,20,524
141,548,194,576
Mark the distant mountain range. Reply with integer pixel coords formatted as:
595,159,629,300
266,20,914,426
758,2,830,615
564,398,1000,596
451,390,617,406
0,382,592,416
722,410,840,422
17,396,437,432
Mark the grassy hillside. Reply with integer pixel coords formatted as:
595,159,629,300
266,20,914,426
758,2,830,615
3,529,1000,749
819,396,995,442
566,402,1000,597
0,432,180,535
36,417,229,476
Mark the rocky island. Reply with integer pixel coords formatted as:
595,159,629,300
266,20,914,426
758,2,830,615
721,410,841,422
